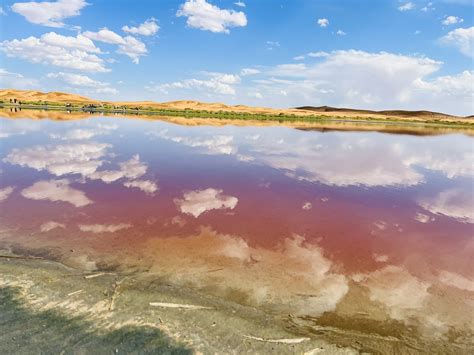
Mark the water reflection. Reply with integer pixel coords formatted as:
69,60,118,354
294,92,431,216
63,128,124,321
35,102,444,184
0,114,473,348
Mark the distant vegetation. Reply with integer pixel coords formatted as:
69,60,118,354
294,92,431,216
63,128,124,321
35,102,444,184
2,100,474,129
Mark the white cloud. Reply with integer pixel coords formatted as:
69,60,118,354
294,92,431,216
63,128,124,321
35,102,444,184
241,50,472,115
265,41,280,50
234,1,245,7
336,30,346,36
302,202,312,210
177,0,247,34
122,18,159,36
11,0,88,28
78,223,132,233
0,68,38,89
47,72,117,94
308,51,329,58
421,2,435,12
0,186,14,201
442,15,464,26
175,188,238,217
83,28,124,44
0,6,6,15
147,72,240,96
4,142,110,177
293,55,305,61
317,18,329,27
123,179,158,195
240,68,260,76
418,188,474,223
41,32,101,53
21,179,92,207
440,26,474,57
398,2,415,11
40,221,66,232
83,29,148,64
1,33,109,72
117,36,147,64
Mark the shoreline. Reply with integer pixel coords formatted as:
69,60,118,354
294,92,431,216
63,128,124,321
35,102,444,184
2,105,474,136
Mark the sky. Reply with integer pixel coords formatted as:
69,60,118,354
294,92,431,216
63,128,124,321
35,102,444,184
0,0,473,115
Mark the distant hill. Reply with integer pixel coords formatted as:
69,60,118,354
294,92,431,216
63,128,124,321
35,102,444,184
295,106,464,120
0,89,470,122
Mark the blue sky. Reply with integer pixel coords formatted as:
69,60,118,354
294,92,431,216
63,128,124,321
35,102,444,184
0,0,473,115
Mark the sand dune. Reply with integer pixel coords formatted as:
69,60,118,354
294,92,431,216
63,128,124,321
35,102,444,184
1,89,472,122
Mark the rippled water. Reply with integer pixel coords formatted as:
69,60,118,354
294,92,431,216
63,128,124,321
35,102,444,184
0,112,473,351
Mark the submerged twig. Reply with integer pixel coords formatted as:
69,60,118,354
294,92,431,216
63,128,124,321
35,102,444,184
149,302,212,310
243,335,310,344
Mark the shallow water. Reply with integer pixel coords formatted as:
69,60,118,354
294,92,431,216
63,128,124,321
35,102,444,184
0,113,473,352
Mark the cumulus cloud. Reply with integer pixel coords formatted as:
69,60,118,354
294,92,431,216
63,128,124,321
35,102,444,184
147,72,240,96
40,221,66,232
336,30,346,36
177,0,247,34
175,188,238,217
442,15,464,26
440,26,474,57
47,72,117,94
83,28,147,64
11,0,88,28
243,50,472,115
1,33,109,72
21,179,92,207
78,223,132,233
83,28,124,44
0,186,14,201
418,188,474,223
234,1,245,7
41,32,101,53
317,18,329,27
122,18,159,36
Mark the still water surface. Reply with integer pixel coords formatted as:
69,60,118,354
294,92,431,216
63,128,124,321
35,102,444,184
0,113,473,350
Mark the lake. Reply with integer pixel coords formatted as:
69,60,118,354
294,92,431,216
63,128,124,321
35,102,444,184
0,111,473,353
